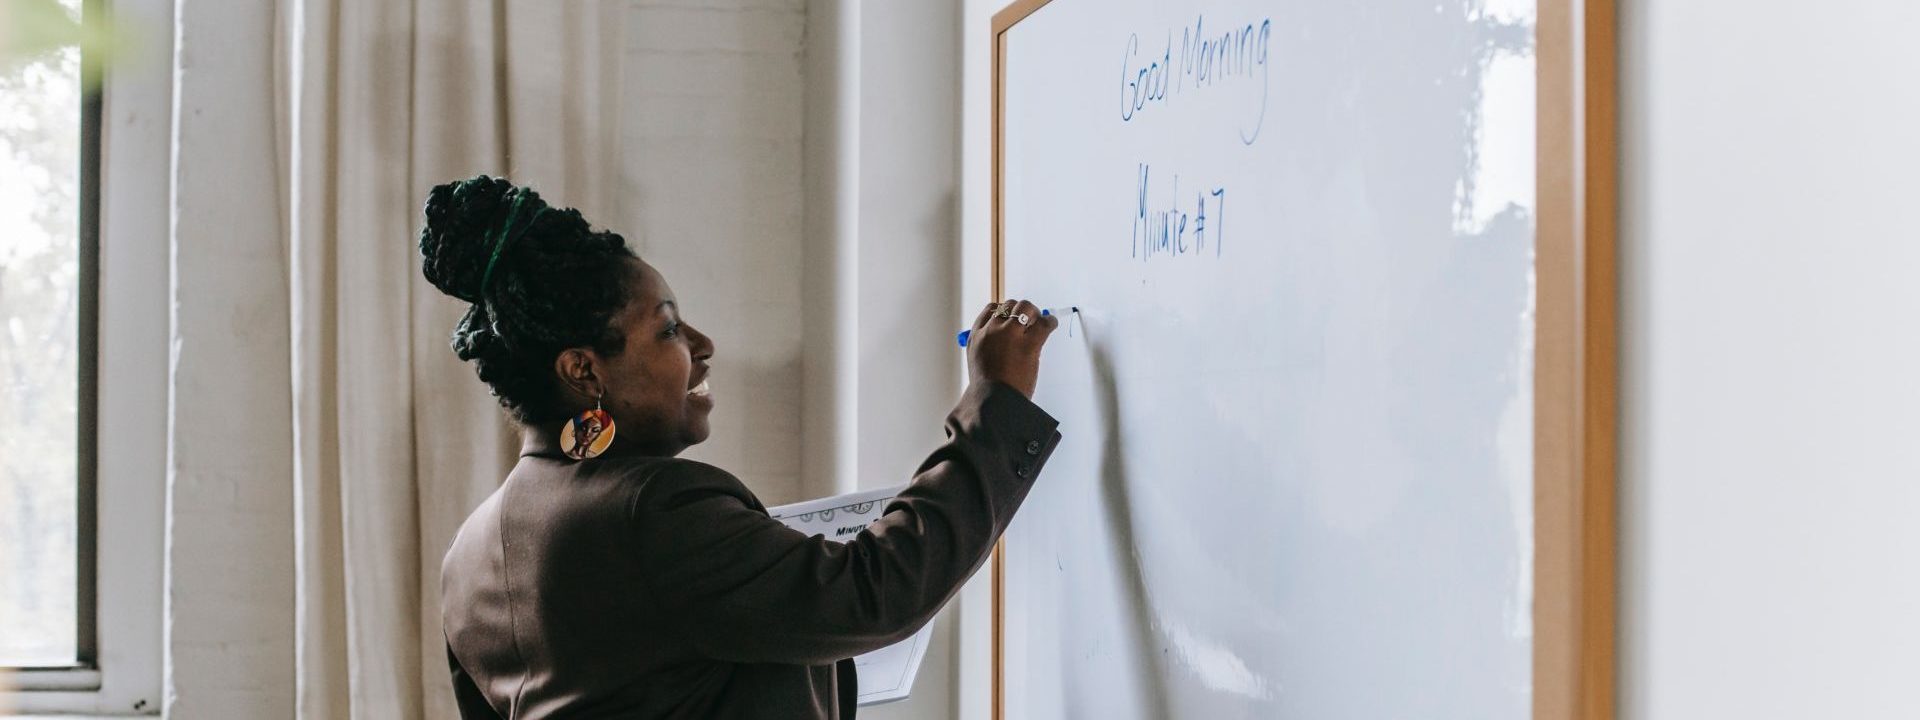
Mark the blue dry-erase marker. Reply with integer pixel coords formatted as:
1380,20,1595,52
956,306,1077,348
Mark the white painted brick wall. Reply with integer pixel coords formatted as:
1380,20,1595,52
165,0,296,715
619,0,810,505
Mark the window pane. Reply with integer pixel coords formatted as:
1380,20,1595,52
0,0,84,667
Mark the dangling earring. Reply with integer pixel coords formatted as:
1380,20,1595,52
560,394,618,461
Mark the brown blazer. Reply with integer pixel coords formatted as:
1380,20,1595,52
440,381,1062,719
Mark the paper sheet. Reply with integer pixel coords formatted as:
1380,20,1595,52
767,484,929,707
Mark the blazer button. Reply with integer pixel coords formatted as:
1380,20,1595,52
1015,464,1030,478
1025,440,1042,456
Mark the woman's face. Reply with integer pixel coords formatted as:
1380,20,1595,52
590,258,716,456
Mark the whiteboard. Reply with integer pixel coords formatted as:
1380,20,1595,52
995,0,1540,717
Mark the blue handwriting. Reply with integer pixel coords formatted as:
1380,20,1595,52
1132,163,1226,261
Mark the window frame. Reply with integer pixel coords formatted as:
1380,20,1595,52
2,0,168,713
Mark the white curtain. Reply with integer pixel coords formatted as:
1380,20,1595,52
276,1,623,717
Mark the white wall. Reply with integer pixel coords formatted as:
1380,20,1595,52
822,2,971,718
165,0,297,714
856,0,968,710
623,0,811,507
955,2,999,719
801,0,860,506
1618,1,1920,717
850,1,963,500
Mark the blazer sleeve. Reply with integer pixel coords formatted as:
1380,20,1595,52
628,380,1063,666
446,641,505,720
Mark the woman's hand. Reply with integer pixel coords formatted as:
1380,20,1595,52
966,299,1059,399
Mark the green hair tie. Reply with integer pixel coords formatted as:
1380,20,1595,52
480,194,546,295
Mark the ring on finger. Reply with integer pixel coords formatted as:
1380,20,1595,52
1016,313,1031,326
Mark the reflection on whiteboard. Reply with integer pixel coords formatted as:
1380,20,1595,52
999,0,1537,717
768,485,930,707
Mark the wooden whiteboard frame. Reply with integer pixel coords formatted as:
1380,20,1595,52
986,0,1618,718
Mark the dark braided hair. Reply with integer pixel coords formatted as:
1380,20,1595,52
419,175,638,424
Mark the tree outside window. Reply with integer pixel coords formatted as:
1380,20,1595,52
1,0,86,668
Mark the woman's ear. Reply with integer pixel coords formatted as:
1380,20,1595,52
553,348,602,403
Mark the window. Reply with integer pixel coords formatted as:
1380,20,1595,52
3,0,165,713
1,0,95,670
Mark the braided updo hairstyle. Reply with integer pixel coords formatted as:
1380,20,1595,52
419,175,638,424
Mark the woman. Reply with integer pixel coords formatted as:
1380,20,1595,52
422,176,1062,719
